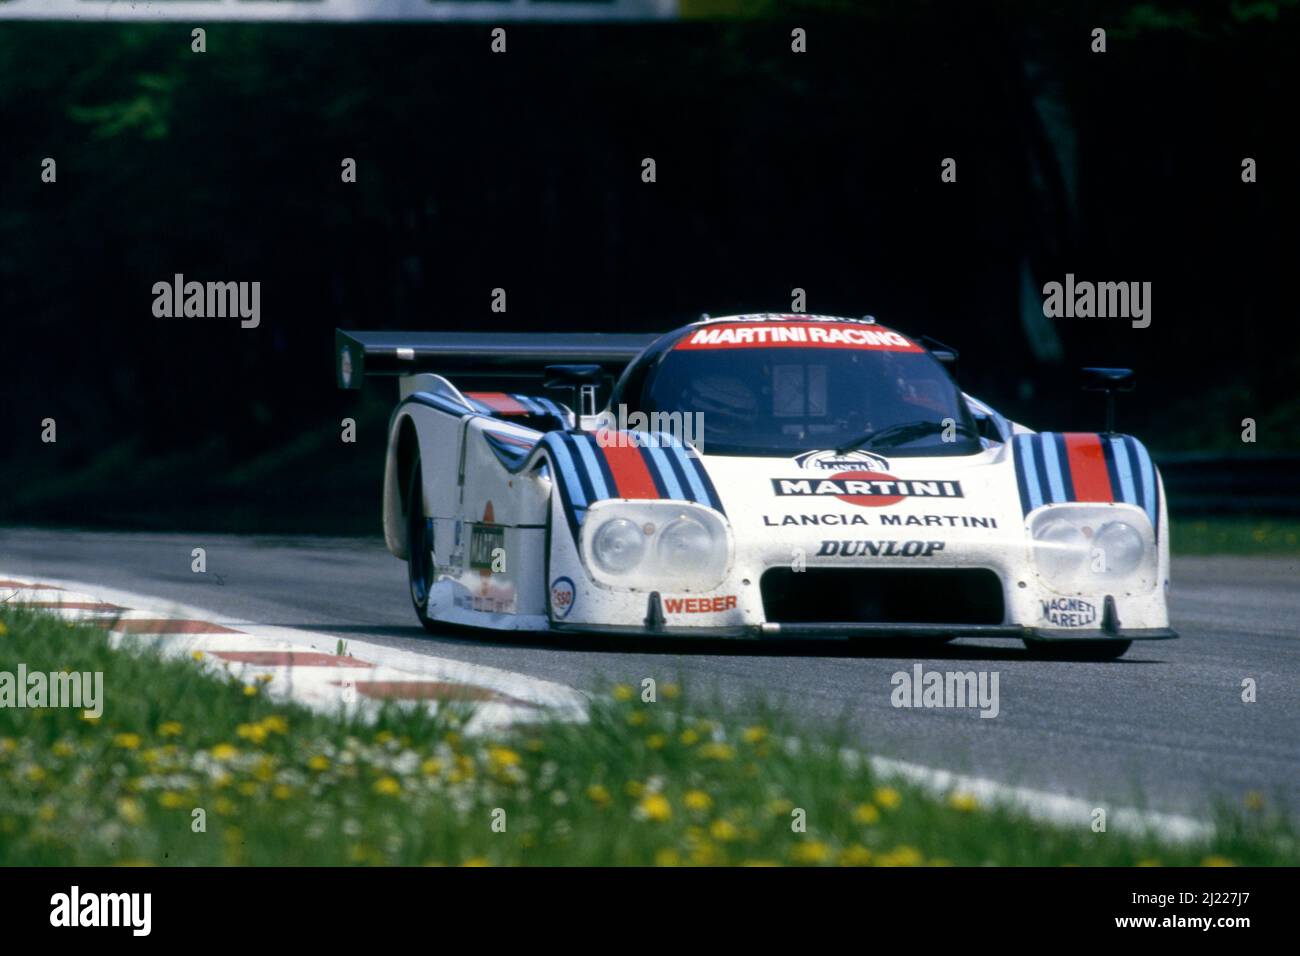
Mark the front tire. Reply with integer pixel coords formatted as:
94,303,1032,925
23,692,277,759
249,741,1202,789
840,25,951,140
1023,639,1132,661
406,460,439,634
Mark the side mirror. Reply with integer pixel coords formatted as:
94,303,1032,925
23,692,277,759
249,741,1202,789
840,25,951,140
1080,367,1135,435
919,335,959,367
544,364,603,429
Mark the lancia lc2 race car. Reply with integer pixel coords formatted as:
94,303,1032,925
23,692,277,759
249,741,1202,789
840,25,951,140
336,314,1175,659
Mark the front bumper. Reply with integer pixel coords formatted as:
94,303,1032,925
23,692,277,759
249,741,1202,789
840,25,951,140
551,621,1177,642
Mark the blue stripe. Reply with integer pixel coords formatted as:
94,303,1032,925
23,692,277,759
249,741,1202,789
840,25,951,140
545,435,587,512
1016,435,1045,511
406,391,473,417
643,442,686,499
571,434,614,502
1038,433,1067,504
1109,437,1138,507
511,394,543,415
672,445,711,504
1129,436,1158,526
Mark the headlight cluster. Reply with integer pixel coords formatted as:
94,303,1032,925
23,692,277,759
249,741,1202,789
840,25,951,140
1030,505,1153,592
582,501,731,591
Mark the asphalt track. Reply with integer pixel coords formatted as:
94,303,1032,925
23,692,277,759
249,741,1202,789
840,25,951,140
2,527,1297,821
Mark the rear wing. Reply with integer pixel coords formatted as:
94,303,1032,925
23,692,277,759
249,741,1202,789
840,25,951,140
335,329,661,389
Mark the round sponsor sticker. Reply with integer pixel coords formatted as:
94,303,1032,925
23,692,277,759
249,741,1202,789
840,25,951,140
829,470,906,507
550,576,576,619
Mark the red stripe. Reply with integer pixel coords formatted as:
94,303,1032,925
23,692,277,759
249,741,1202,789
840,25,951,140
1063,433,1114,502
90,618,243,634
599,442,661,499
466,392,530,415
214,650,373,669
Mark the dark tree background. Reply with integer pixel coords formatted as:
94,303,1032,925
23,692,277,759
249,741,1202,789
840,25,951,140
2,2,1296,531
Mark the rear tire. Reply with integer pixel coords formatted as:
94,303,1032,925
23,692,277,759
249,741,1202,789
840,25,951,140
1023,639,1132,661
406,460,439,634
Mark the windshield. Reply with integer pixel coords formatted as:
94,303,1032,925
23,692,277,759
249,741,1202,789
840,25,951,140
641,328,980,457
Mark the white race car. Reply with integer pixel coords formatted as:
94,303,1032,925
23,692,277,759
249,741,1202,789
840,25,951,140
337,314,1174,659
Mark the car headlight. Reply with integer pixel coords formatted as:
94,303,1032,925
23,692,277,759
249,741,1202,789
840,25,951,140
581,501,731,591
591,517,647,574
1029,505,1154,593
1093,520,1144,576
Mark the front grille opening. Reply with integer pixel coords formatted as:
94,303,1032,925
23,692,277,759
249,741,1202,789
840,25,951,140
760,568,1005,625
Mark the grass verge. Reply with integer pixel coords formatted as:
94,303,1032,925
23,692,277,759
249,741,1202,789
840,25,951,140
0,607,1294,866
1171,517,1300,556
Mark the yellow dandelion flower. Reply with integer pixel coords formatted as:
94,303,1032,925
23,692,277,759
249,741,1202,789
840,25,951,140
697,742,736,762
661,683,681,699
272,784,293,800
261,715,288,735
191,650,205,661
679,729,700,746
612,684,635,701
948,792,979,813
374,730,394,744
487,746,521,769
38,804,57,822
874,786,902,810
586,784,612,807
461,857,491,867
158,792,187,809
626,711,648,727
444,731,461,748
709,819,740,842
214,797,236,816
654,848,681,867
1200,856,1235,867
839,845,873,866
51,741,75,758
638,793,672,822
242,685,257,697
255,673,274,684
0,621,8,636
308,755,331,772
684,790,713,812
691,842,722,865
158,721,183,737
789,841,830,864
24,765,45,783
373,776,402,797
113,733,141,750
742,725,768,744
237,781,257,797
236,723,268,744
117,798,143,824
879,845,923,867
646,734,667,750
211,743,238,761
852,803,880,825
768,798,794,816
